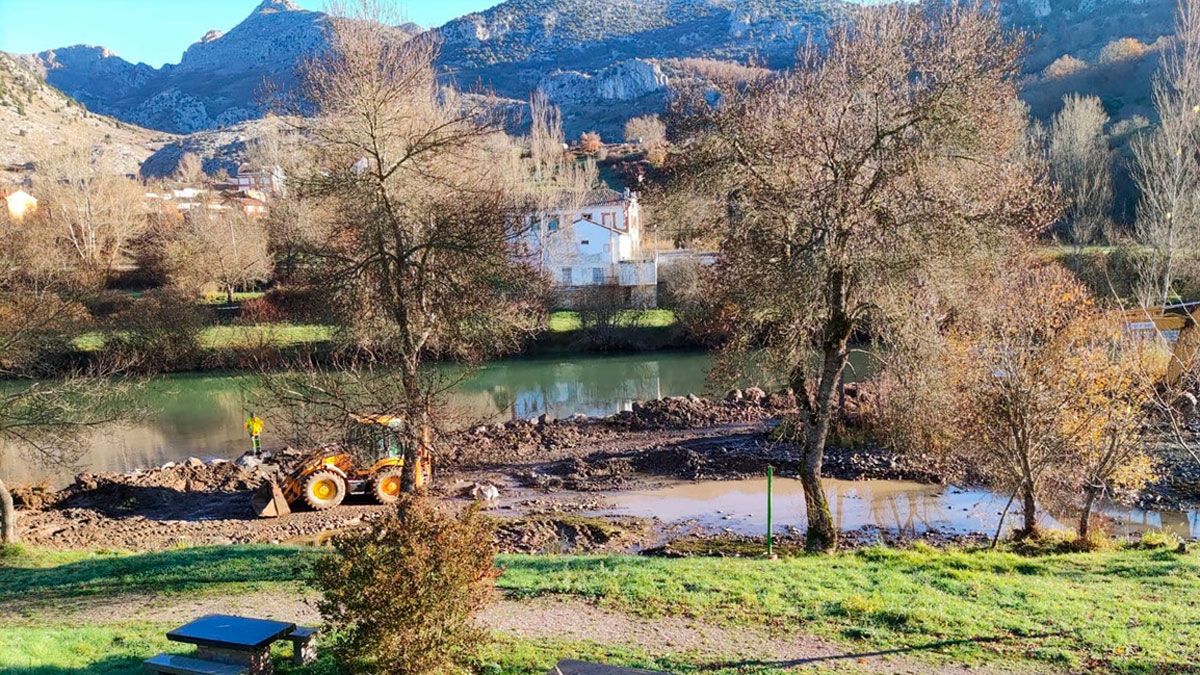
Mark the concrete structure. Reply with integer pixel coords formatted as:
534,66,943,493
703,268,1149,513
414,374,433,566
523,188,658,307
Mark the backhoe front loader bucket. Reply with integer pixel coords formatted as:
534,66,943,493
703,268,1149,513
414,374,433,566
251,481,291,518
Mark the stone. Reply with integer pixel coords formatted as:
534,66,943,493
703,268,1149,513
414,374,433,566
744,387,766,403
235,453,262,470
469,482,501,505
724,389,744,403
186,457,203,467
538,413,555,426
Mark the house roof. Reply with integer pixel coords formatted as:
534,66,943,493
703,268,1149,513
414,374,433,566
541,187,630,212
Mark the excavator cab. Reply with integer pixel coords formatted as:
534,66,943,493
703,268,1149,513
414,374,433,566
252,415,433,518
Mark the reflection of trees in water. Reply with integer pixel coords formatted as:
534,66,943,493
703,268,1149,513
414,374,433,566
458,354,711,421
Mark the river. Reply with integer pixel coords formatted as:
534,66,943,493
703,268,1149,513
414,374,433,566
1,351,717,482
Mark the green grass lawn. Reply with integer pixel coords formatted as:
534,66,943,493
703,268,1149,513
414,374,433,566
71,324,334,352
68,311,674,354
3,542,1198,673
547,309,677,333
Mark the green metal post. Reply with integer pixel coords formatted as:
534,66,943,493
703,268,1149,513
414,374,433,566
766,465,774,557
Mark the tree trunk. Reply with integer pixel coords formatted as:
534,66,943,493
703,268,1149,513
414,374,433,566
1078,486,1100,541
226,286,235,305
798,324,853,553
1020,483,1038,538
0,477,16,545
800,445,837,552
399,360,424,494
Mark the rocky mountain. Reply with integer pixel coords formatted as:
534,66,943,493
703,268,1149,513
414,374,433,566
5,0,1185,172
0,52,170,178
23,0,329,134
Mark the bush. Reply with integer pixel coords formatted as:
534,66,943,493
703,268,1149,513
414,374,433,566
262,286,329,323
105,288,207,370
1099,37,1149,64
238,297,285,324
1041,55,1088,80
314,497,498,675
579,131,603,154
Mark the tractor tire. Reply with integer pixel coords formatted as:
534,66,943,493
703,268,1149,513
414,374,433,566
371,468,403,505
303,470,347,510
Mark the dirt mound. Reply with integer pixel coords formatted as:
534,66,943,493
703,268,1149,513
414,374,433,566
494,515,648,553
604,391,790,431
47,460,266,517
446,417,618,467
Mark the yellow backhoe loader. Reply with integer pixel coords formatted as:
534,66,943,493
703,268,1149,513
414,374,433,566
252,416,432,518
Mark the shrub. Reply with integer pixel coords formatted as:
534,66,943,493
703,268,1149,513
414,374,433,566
238,297,285,324
314,497,498,675
105,288,207,370
1099,37,1149,64
579,131,603,154
1041,54,1088,80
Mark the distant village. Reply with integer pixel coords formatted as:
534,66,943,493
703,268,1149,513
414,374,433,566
3,152,689,307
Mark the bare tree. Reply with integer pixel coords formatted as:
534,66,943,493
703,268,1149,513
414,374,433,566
669,2,1057,551
166,206,272,304
1049,94,1114,247
174,152,205,184
274,0,544,491
1132,0,1200,306
0,209,141,543
30,140,147,287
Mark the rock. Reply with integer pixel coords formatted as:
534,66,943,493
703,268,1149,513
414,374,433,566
468,482,501,505
538,413,555,426
186,457,203,467
234,453,262,470
744,387,766,404
687,393,703,404
724,389,744,403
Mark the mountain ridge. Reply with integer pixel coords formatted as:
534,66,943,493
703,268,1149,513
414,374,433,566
5,0,1183,169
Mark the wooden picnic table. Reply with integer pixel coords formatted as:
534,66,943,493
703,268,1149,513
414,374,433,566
166,615,296,675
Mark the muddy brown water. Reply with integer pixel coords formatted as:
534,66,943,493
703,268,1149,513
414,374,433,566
603,478,1200,539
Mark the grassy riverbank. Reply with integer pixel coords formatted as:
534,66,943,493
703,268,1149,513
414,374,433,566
3,540,1197,674
70,309,681,353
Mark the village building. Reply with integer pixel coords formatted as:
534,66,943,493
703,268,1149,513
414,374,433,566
234,163,286,197
3,188,38,221
523,188,658,307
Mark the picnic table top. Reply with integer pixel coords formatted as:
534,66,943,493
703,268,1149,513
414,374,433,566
167,614,297,651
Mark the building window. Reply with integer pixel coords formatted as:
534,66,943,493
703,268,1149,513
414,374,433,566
592,267,605,284
561,267,572,285
582,213,593,221
580,239,590,246
602,213,614,227
548,217,559,232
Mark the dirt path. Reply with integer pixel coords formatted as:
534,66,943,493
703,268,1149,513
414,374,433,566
4,590,1050,674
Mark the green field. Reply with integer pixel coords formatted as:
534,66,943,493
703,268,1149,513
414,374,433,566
3,540,1196,674
547,309,677,332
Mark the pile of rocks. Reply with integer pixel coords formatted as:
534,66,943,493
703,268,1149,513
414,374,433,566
446,415,616,466
605,389,792,431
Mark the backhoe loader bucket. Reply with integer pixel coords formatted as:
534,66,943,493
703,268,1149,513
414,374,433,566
252,481,291,518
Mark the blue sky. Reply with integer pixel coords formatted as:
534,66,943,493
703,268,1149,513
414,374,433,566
0,0,497,67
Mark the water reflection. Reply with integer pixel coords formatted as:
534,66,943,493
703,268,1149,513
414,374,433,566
2,352,715,482
605,478,1200,539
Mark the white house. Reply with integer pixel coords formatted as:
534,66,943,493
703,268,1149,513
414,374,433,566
234,164,286,197
523,187,658,306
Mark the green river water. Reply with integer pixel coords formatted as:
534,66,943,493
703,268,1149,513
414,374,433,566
1,351,717,482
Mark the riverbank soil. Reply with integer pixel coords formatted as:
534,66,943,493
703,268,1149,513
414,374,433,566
10,392,950,551
12,391,1200,551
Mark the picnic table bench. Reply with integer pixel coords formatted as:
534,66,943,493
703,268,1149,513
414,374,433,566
144,615,317,675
